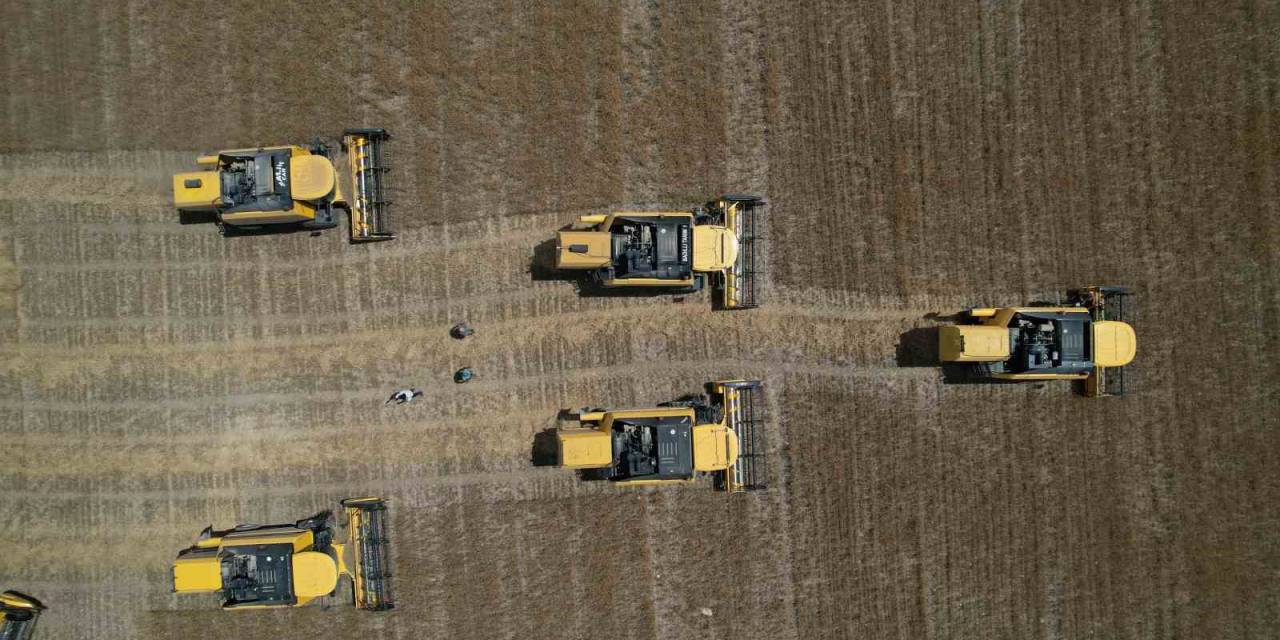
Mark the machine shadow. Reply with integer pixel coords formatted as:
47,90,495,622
895,327,939,367
529,237,570,282
940,363,1006,385
177,210,219,225
530,428,560,467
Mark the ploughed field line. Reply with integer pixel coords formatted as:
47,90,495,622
5,302,938,404
2,149,974,350
2,364,934,528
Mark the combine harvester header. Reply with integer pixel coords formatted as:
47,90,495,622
714,195,764,310
341,129,396,243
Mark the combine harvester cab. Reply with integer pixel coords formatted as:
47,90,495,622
171,498,394,612
0,591,45,640
172,129,396,243
556,379,768,492
553,195,765,309
937,286,1136,397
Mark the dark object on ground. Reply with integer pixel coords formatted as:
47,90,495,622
450,323,475,339
454,368,474,383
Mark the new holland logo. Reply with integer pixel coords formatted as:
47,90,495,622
273,159,288,189
679,225,690,263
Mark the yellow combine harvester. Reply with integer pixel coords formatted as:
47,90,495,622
555,195,764,309
0,591,45,640
939,286,1136,396
558,380,767,491
173,129,396,242
172,498,393,611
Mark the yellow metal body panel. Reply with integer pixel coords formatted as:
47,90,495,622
292,551,340,598
556,231,612,269
691,423,739,471
331,541,350,578
0,591,44,611
173,171,222,210
217,144,295,155
613,211,690,219
558,428,613,468
939,325,1009,362
289,155,337,201
600,406,693,426
691,225,739,272
606,277,695,287
221,201,315,225
613,478,696,487
1093,320,1137,366
173,555,222,592
577,214,607,224
225,529,313,549
1013,306,1089,316
194,536,221,549
992,372,1090,381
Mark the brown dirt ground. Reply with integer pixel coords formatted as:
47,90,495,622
1,1,1277,639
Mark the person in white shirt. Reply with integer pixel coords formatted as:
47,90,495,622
385,388,423,405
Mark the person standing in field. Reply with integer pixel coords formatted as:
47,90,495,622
450,322,474,339
386,388,423,405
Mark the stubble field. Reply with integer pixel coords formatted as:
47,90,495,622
1,1,1276,639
